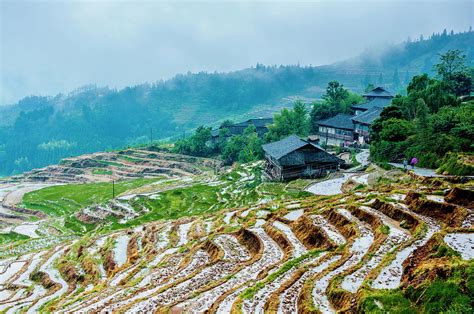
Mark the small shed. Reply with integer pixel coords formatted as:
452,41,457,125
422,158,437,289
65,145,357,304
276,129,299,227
262,135,343,181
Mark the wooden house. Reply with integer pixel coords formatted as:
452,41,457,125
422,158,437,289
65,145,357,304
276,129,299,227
316,113,355,146
211,118,273,141
315,86,394,146
262,135,343,181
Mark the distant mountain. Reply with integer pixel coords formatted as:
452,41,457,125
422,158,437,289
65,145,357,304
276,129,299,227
329,29,474,91
1,30,472,175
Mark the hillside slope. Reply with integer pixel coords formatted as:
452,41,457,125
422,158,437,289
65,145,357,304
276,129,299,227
0,30,472,176
0,151,472,313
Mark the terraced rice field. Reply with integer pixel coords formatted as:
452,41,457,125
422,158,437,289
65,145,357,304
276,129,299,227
0,152,473,313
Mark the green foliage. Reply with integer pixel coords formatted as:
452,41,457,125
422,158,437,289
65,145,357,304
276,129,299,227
173,126,214,157
370,50,473,172
323,81,349,110
437,152,474,176
418,279,473,313
434,49,472,96
266,100,310,141
0,232,30,245
222,125,263,164
379,224,390,235
432,243,461,258
1,32,472,175
309,81,363,132
360,291,414,313
21,178,158,216
361,263,474,313
394,74,458,117
379,119,414,142
92,169,113,175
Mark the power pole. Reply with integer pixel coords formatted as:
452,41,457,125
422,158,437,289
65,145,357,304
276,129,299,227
112,180,115,199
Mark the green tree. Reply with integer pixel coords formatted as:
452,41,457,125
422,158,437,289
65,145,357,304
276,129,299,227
239,125,263,163
266,100,309,141
309,81,363,133
222,125,263,164
435,49,472,96
435,49,468,80
414,98,430,142
323,81,349,111
174,125,213,157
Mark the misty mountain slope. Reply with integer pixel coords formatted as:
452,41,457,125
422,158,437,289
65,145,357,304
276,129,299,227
0,31,472,176
329,30,473,82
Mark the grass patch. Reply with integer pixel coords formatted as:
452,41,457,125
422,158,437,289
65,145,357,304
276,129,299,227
360,290,414,313
110,184,221,229
361,261,474,313
379,225,390,235
21,178,159,216
0,231,29,245
92,169,113,175
117,155,142,163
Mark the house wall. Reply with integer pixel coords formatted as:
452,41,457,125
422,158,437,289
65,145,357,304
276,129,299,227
354,123,371,144
264,146,341,180
317,126,353,146
280,161,339,180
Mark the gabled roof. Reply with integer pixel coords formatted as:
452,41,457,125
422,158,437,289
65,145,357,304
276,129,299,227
352,107,383,125
362,86,394,98
351,97,392,111
262,135,323,160
212,117,273,137
229,118,273,129
316,114,354,130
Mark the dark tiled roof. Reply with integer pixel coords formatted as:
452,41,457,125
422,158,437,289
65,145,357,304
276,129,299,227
352,107,383,125
262,135,323,160
362,86,394,98
351,97,392,111
231,118,273,128
212,117,273,137
317,114,354,130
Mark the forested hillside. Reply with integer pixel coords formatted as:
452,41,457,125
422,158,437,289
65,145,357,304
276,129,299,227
0,30,472,175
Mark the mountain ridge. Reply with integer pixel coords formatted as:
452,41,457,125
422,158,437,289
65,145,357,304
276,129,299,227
0,30,472,175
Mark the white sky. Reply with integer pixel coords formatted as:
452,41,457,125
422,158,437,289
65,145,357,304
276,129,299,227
1,0,472,105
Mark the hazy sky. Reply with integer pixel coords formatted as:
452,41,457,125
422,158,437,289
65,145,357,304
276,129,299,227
1,0,472,105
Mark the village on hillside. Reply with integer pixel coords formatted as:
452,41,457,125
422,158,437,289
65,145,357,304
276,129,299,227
206,86,393,181
1,1,473,311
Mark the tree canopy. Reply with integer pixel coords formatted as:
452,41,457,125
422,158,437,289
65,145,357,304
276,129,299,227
370,49,473,174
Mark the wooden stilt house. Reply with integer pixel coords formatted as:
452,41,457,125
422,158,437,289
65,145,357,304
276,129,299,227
262,135,343,181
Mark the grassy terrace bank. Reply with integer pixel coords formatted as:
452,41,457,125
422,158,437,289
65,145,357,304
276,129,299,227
17,166,310,234
21,178,161,216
